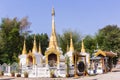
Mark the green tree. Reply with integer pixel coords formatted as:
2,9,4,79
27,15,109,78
25,34,34,52
25,33,49,55
58,30,82,54
96,25,120,57
39,33,49,54
0,17,30,64
84,35,96,57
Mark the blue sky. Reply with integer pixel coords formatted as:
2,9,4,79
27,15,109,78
0,0,120,36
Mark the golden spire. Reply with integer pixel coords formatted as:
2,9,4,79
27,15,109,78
22,39,27,55
38,42,42,54
32,35,37,53
66,43,69,52
49,7,58,49
69,33,74,51
52,7,55,16
81,39,85,53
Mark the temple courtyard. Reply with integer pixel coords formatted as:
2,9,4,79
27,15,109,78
0,69,120,80
0,7,119,80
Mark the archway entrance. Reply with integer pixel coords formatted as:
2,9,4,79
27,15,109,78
48,53,57,67
27,55,33,66
78,61,85,72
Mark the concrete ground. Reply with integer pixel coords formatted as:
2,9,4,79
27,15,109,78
0,69,120,80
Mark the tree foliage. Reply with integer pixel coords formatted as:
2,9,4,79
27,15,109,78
0,17,30,64
0,17,119,65
96,25,120,57
26,33,49,55
84,35,96,56
58,30,82,54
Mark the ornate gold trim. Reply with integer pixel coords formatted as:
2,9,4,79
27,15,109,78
27,50,36,65
81,39,85,53
45,48,60,65
69,33,74,51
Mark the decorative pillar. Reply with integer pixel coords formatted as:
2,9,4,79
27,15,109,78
33,57,36,65
73,55,74,65
46,54,48,67
26,58,28,65
110,58,112,72
102,58,106,73
74,52,78,78
88,55,90,65
57,54,60,69
103,58,106,73
84,56,88,76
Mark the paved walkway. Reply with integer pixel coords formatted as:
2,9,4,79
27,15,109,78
0,70,120,80
79,71,120,80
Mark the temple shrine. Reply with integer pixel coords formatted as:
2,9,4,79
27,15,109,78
18,8,116,78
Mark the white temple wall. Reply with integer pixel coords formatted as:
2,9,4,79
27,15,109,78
35,55,41,65
69,56,73,66
19,55,27,66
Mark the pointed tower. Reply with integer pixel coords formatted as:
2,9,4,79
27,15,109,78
38,43,42,54
32,35,37,53
69,33,74,52
80,39,90,65
48,7,58,49
81,39,85,53
66,43,69,52
22,39,27,55
65,33,74,66
19,39,27,66
45,8,62,67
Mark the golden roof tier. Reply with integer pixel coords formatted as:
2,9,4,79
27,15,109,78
95,49,117,57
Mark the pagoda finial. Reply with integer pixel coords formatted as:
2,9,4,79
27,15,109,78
38,42,42,54
49,8,58,49
22,39,27,55
69,33,74,51
52,7,55,16
32,34,37,53
81,39,85,53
